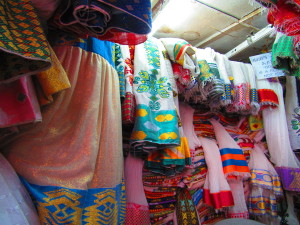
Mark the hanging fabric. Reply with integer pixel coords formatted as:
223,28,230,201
130,37,180,154
2,35,126,224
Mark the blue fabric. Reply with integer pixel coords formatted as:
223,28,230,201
54,34,115,67
20,177,126,225
222,159,249,168
220,148,244,155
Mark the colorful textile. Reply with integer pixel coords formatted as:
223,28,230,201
245,64,260,114
276,167,300,191
21,178,125,225
124,154,150,225
131,37,180,153
249,114,264,131
50,0,152,45
262,79,300,191
196,48,224,108
114,44,126,98
210,119,250,178
0,0,51,83
35,45,71,106
0,153,40,225
272,32,300,77
268,0,300,36
176,188,200,225
0,76,42,128
121,45,136,124
215,53,232,106
200,137,234,209
145,137,191,176
248,141,283,218
3,35,125,224
160,38,195,66
285,76,300,150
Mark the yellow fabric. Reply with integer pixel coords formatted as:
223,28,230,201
36,46,71,106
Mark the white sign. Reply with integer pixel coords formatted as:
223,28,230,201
249,52,285,80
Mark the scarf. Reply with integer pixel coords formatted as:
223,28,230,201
245,64,260,115
215,53,232,107
256,78,279,110
262,79,300,192
200,137,234,209
131,37,180,154
49,0,152,45
160,38,200,103
0,0,51,83
272,32,300,77
196,48,224,109
230,61,249,112
124,154,151,225
268,0,300,36
120,45,136,124
0,76,42,128
248,142,283,218
210,119,250,219
285,76,300,151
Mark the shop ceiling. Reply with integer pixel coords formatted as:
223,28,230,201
151,0,275,62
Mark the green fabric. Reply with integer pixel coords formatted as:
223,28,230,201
272,34,300,77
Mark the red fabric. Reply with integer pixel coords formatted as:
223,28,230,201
124,203,151,225
268,0,300,36
203,189,234,209
258,89,279,110
0,76,42,128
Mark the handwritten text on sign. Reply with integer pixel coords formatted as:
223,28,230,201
249,52,285,80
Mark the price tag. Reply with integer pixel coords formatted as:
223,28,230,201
249,52,285,80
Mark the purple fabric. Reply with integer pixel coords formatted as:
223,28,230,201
275,167,300,191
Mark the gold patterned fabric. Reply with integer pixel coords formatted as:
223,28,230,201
35,46,71,106
2,36,125,224
0,0,51,83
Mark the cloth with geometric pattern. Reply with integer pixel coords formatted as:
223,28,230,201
0,0,51,83
130,37,180,154
49,0,152,45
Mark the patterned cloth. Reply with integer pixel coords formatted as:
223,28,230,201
0,0,51,83
248,142,283,218
49,0,152,45
114,44,126,98
268,0,300,36
0,76,42,128
130,37,180,154
272,32,300,77
3,35,126,224
121,45,136,124
285,76,300,150
35,46,71,106
176,187,200,225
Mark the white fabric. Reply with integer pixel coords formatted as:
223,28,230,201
285,76,300,150
0,153,40,225
262,80,300,168
245,63,260,114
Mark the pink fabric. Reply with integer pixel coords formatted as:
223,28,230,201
124,154,150,225
0,76,42,128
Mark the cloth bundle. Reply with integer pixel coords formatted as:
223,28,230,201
49,0,152,45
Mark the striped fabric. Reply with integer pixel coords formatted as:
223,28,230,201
220,148,250,176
